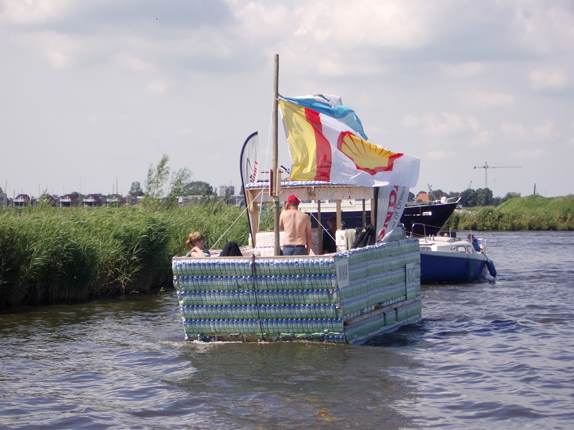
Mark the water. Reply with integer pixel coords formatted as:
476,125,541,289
1,232,573,429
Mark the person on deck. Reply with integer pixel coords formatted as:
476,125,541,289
467,234,481,252
279,194,313,255
185,231,211,258
322,216,337,254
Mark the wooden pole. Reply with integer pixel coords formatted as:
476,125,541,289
252,201,260,245
272,54,281,256
317,200,323,254
335,200,342,230
361,199,366,228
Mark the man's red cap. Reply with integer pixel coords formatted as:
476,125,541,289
287,195,300,206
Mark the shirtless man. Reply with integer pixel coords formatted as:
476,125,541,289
279,194,312,255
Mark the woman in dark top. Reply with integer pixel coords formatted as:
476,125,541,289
322,217,337,254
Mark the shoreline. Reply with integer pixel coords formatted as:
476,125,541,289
1,196,572,310
444,195,574,232
0,203,247,311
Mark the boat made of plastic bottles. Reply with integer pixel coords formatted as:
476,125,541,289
173,180,421,344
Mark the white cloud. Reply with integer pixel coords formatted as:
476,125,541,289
227,1,292,41
116,54,151,72
45,48,70,69
500,120,557,140
466,91,513,108
1,0,573,197
36,32,78,69
470,130,493,147
146,79,170,95
529,67,569,91
402,113,481,137
441,62,485,78
426,149,454,160
533,120,557,140
500,122,528,139
516,148,546,160
178,128,193,136
512,3,574,55
0,0,72,24
291,0,432,50
227,0,435,78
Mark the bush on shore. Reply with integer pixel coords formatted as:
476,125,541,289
0,203,248,309
446,195,574,231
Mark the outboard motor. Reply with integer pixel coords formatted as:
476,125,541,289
486,258,497,278
481,258,497,283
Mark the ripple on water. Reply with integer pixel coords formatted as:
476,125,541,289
1,232,574,429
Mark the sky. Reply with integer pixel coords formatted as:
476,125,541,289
1,0,573,198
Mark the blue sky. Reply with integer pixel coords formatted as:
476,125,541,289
1,0,573,197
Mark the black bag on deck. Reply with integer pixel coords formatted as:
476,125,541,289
352,225,376,249
220,241,243,257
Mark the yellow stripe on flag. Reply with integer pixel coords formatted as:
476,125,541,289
279,100,317,181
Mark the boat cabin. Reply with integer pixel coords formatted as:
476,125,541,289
244,180,376,256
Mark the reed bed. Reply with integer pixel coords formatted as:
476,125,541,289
446,195,574,231
0,203,248,309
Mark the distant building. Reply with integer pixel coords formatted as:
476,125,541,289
39,194,60,207
83,194,107,207
0,187,7,207
107,194,126,206
178,195,207,206
218,185,235,198
14,194,32,208
230,194,245,207
60,193,82,207
127,195,146,205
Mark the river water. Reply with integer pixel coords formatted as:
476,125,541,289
1,232,573,429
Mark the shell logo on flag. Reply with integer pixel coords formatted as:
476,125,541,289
337,131,403,175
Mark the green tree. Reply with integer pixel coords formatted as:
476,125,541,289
501,192,521,204
184,181,214,196
129,181,144,197
145,155,170,199
459,189,477,207
429,189,447,201
168,168,193,201
475,188,494,206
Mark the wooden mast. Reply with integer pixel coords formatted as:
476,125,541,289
272,54,281,256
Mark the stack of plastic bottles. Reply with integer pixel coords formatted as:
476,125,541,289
172,238,421,344
173,257,346,341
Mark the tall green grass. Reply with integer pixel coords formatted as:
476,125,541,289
446,195,574,231
0,203,248,309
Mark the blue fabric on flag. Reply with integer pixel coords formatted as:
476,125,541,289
283,95,368,140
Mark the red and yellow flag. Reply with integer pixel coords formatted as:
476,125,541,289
279,99,419,188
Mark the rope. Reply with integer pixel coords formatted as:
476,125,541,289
256,182,265,231
209,189,265,251
209,205,249,251
409,221,455,238
308,211,336,243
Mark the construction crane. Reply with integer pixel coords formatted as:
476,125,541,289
473,162,521,189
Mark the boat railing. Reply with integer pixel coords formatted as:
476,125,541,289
406,196,460,207
411,222,428,239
